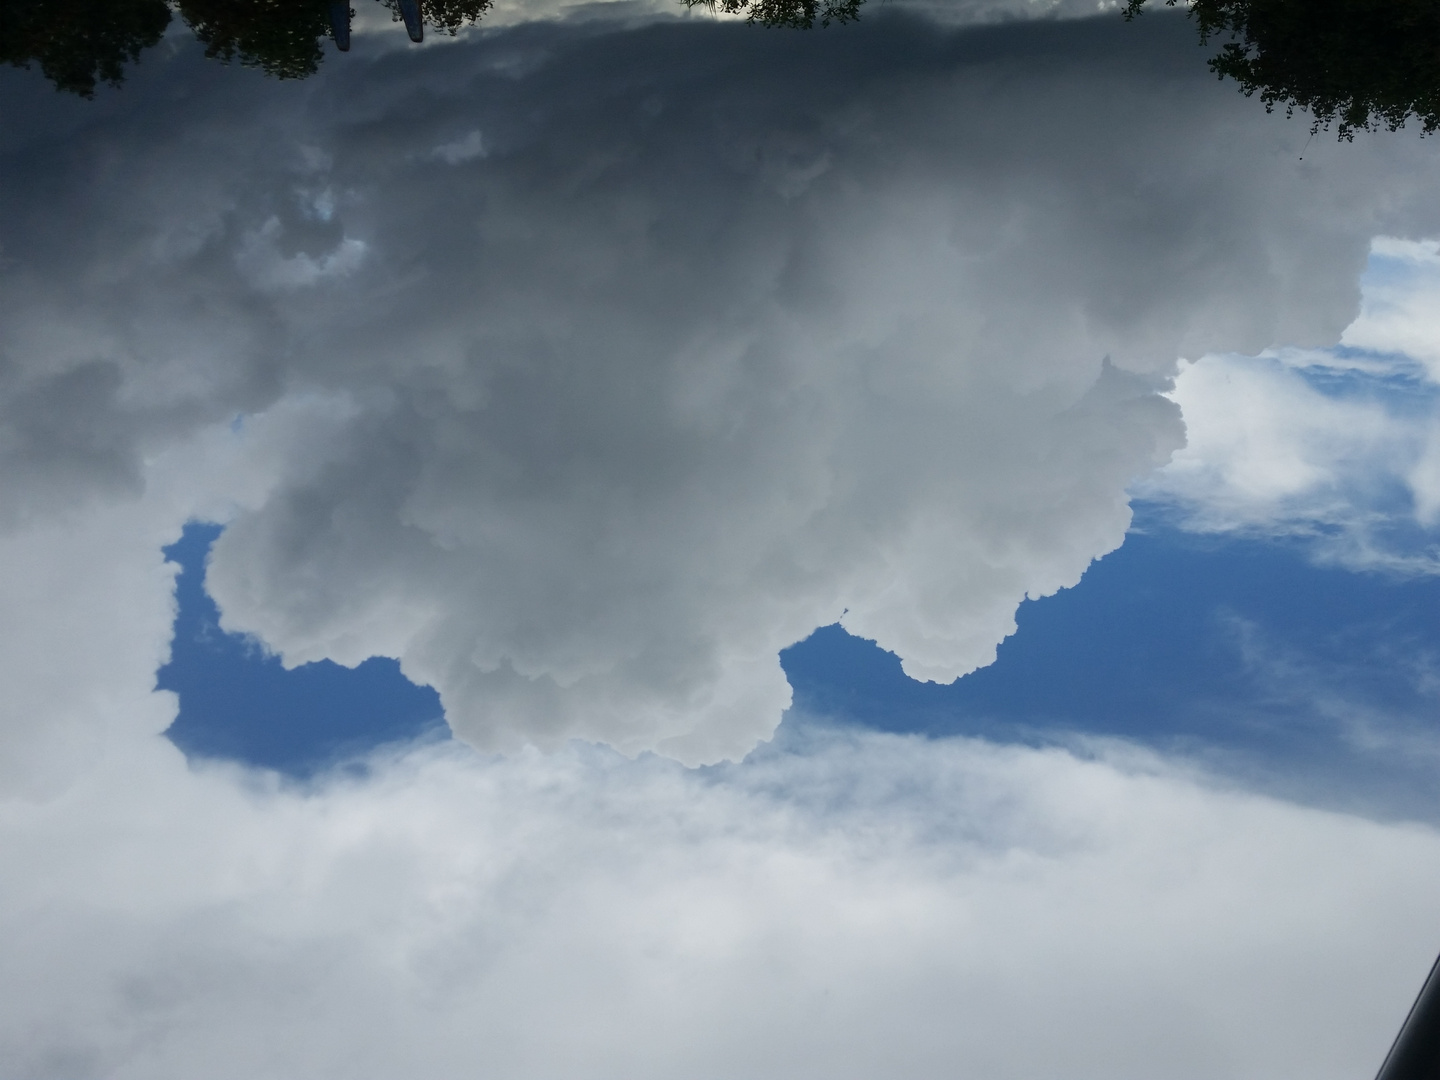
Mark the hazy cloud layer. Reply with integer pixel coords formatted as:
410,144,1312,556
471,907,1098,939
3,730,1439,1080
4,14,1439,762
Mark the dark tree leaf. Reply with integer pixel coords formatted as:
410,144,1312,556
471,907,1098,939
378,0,492,35
1126,0,1440,138
2,0,492,92
176,0,334,79
682,0,861,30
1,0,172,96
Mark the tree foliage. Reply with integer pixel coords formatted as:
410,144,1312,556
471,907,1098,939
2,0,492,89
1125,0,1440,138
682,0,860,30
178,0,334,79
0,0,172,96
10,0,1437,132
381,0,491,35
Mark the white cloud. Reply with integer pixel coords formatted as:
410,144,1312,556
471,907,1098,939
1343,238,1440,377
429,129,488,164
17,412,1434,1077
0,501,178,797
3,16,1440,1076
1137,236,1440,569
1408,422,1440,526
1,729,1437,1080
1140,353,1416,528
0,400,1433,1077
0,390,366,796
235,217,368,291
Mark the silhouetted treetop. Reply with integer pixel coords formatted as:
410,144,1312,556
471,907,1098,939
1126,0,1440,138
682,0,860,30
1,0,172,96
382,0,491,35
2,0,492,89
180,0,335,79
6,0,1438,135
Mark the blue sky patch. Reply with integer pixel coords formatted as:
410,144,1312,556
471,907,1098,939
158,522,447,778
162,511,1440,820
783,505,1440,819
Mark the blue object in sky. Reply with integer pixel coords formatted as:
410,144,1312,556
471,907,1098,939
158,522,446,778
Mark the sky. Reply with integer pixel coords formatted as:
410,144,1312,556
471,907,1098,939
4,3,1440,1078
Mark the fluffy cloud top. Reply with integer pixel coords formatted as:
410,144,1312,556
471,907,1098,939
4,13,1440,766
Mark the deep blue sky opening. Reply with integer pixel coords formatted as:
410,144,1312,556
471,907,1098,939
782,505,1440,817
158,522,447,778
159,512,1440,815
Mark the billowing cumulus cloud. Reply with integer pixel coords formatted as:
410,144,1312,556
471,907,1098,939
6,11,1440,1076
4,13,1440,764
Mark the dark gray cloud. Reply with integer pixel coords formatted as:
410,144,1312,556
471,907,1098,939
2,12,1438,760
